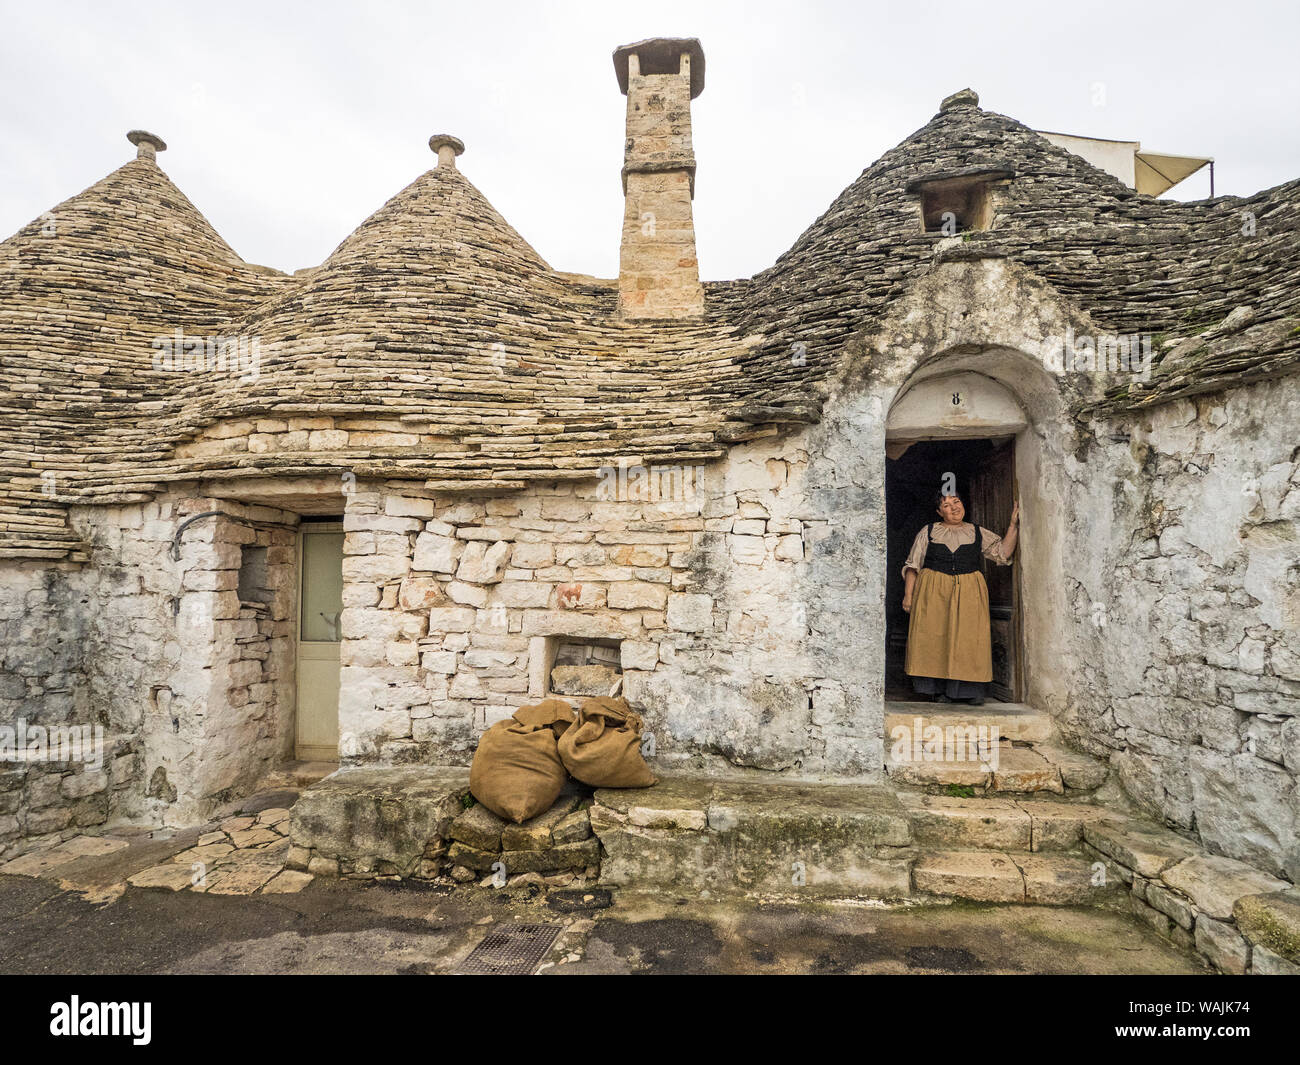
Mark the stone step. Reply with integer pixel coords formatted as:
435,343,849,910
592,778,915,897
883,702,1110,794
589,777,1120,901
993,746,1064,793
886,741,1108,795
899,793,1114,851
289,766,470,878
259,760,339,790
1030,744,1110,791
885,701,1055,744
912,849,1120,905
886,743,1064,793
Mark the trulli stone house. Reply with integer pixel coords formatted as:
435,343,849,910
1,40,1296,945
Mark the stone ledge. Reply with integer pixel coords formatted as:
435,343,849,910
1082,818,1200,878
288,767,605,886
288,766,469,877
1160,853,1290,921
1081,816,1297,974
592,775,914,897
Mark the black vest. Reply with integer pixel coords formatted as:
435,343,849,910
922,523,983,576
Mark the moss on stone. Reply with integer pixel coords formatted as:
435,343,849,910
1233,891,1300,963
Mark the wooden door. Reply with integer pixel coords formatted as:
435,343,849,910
296,522,343,760
969,438,1019,701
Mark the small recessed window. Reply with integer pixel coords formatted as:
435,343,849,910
550,639,623,697
237,545,273,605
920,176,994,234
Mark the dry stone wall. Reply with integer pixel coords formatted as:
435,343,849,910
0,562,141,858
1066,376,1300,880
337,438,875,777
0,492,298,857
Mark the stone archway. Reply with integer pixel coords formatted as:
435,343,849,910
884,371,1030,702
872,339,1091,721
787,258,1107,773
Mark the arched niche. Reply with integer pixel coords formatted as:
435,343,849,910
885,371,1028,443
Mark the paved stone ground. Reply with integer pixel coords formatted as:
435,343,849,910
0,784,1212,975
0,862,1208,976
0,875,1210,974
0,787,308,904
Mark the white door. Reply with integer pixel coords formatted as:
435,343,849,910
296,522,343,760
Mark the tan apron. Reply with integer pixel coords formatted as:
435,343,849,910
905,567,993,683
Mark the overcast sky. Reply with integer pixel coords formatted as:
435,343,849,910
3,0,1298,281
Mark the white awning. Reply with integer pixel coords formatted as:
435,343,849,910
1036,130,1212,196
1134,151,1213,196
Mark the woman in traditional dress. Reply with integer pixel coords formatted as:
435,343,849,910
902,490,1020,705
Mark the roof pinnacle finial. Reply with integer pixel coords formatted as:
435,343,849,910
428,134,465,170
940,88,980,112
126,130,167,162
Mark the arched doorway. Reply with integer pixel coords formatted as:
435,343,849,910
884,371,1028,703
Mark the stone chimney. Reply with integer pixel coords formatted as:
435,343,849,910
612,38,705,319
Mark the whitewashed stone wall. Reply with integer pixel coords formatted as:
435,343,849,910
135,496,298,823
0,493,298,856
337,451,873,777
1064,376,1300,880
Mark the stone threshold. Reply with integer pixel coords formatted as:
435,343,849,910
883,699,1109,795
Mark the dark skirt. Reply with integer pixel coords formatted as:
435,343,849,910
912,675,987,701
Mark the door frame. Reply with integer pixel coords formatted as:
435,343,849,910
883,431,1026,705
295,519,343,761
971,435,1023,702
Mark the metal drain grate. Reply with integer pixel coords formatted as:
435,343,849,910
456,923,563,975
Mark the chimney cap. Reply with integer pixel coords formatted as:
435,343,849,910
428,134,465,169
126,130,167,157
613,38,705,99
940,88,980,112
429,134,465,156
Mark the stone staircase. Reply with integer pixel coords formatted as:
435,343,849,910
900,792,1117,903
883,700,1109,795
281,713,1300,973
592,776,1117,906
583,709,1296,973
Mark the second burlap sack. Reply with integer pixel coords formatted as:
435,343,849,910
469,700,577,823
557,695,656,788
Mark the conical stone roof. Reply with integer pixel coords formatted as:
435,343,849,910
0,153,293,558
725,100,1300,410
3,100,1299,560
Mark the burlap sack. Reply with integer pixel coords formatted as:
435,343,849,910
512,698,577,739
469,712,568,824
557,696,656,788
